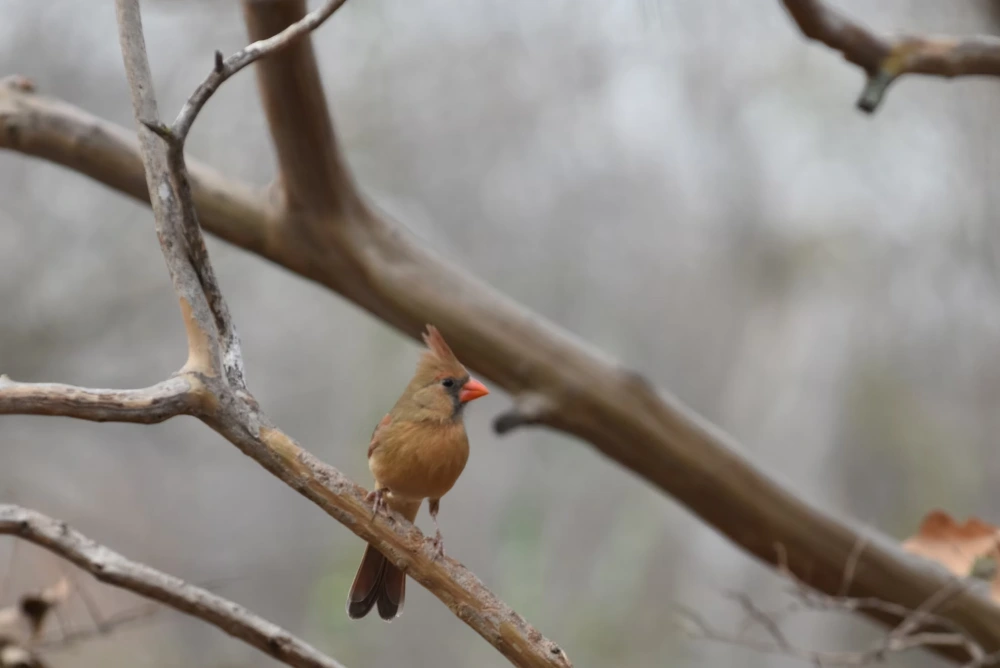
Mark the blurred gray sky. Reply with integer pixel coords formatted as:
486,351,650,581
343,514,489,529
3,1,1000,666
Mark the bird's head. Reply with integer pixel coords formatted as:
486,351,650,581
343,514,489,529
402,325,489,420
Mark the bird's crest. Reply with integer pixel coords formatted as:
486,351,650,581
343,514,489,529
417,325,466,378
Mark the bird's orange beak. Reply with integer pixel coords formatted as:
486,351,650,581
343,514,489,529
459,377,489,403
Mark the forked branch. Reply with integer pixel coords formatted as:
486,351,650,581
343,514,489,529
780,0,1000,111
4,0,1000,666
0,2,568,667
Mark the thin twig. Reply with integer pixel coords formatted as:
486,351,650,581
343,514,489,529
62,565,107,634
890,578,966,640
838,536,868,597
685,548,992,667
171,0,349,142
37,602,159,652
729,592,791,650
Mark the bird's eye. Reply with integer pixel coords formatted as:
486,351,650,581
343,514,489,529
441,378,455,388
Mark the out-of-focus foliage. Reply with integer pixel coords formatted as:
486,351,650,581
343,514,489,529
2,1,1000,666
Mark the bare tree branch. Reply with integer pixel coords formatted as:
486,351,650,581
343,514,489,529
779,0,1000,111
0,375,200,423
0,505,346,668
0,77,279,253
171,0,349,143
4,2,1000,666
103,2,572,666
242,0,362,216
138,0,350,396
114,0,222,382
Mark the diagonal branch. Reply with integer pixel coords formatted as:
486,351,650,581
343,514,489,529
0,77,279,255
0,505,347,668
4,61,1000,666
4,2,1000,666
106,1,569,666
779,0,1000,112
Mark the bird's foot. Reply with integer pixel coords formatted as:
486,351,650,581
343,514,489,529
430,529,446,560
366,488,393,523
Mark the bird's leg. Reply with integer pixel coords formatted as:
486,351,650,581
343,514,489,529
366,486,394,523
428,499,445,559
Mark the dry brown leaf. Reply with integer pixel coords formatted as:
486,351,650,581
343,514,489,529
0,577,73,642
21,576,72,639
902,510,1000,577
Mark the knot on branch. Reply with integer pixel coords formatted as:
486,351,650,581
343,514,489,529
140,119,176,144
857,69,898,113
493,393,555,434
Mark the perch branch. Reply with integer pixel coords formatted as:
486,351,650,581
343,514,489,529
112,2,572,666
3,1,1000,665
780,0,1000,111
0,505,346,668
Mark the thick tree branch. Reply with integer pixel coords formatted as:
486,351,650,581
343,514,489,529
0,505,347,668
4,70,999,666
242,0,362,216
4,2,1000,666
0,374,200,423
780,0,1000,111
0,77,279,256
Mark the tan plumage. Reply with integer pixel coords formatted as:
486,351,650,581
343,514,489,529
346,325,489,621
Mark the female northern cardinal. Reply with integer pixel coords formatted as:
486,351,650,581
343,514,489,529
346,325,490,621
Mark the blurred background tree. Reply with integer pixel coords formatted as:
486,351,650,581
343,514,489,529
3,1,1000,666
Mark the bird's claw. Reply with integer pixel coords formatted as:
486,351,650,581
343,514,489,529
431,529,446,560
366,488,393,523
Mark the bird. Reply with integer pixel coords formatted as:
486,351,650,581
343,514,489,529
346,324,490,621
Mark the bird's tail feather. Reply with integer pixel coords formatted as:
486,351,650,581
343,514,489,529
347,498,419,621
346,543,385,619
347,544,405,621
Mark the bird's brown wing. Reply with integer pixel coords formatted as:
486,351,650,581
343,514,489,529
367,413,392,459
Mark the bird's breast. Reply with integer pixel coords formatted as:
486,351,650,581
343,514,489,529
369,420,470,501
